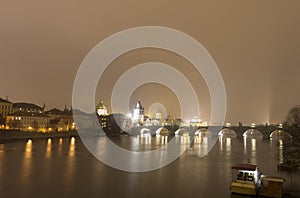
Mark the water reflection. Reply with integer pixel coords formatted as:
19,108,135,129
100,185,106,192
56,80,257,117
0,144,4,156
22,139,33,182
270,139,284,164
180,135,190,145
25,139,32,159
138,135,151,145
252,138,256,152
64,137,76,193
0,144,4,175
46,138,52,158
227,138,232,152
160,136,168,145
278,139,283,164
58,138,63,156
0,134,299,197
137,136,152,151
90,135,193,171
193,136,209,157
243,137,258,164
69,137,76,157
219,136,232,153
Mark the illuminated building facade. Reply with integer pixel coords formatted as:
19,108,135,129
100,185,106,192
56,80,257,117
46,107,76,131
0,98,13,117
6,111,50,132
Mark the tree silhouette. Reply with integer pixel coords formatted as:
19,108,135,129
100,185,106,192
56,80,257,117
285,105,300,126
284,105,300,138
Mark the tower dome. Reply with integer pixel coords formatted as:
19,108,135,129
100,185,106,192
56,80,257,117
96,100,108,116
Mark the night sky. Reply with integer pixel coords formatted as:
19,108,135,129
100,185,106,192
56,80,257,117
1,0,299,124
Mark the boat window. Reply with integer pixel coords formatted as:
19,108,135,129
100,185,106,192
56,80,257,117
237,172,243,180
236,171,255,182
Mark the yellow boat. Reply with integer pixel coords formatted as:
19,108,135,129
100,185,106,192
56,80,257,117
230,164,261,196
230,164,286,197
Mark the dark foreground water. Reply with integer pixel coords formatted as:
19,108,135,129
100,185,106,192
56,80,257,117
0,135,299,198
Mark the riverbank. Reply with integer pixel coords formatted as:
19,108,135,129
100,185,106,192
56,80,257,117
0,129,78,143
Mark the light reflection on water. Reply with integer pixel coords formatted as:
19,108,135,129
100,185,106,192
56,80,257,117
0,144,4,155
278,139,284,164
0,135,299,198
219,136,231,153
58,138,63,156
270,139,284,164
23,139,32,176
46,138,52,158
0,144,4,175
69,137,76,156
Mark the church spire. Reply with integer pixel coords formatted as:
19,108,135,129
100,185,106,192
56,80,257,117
42,98,46,112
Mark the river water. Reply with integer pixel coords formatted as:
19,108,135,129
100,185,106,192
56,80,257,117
0,135,299,198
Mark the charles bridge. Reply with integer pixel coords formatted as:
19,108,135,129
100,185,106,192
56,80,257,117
129,124,281,140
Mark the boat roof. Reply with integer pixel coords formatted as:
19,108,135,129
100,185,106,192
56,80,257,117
261,175,285,182
231,164,257,171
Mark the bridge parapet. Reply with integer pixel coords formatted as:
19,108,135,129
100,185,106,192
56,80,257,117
128,125,282,139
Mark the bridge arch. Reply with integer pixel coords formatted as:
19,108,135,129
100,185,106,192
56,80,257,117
195,128,211,137
243,129,263,140
174,128,189,136
270,129,292,140
140,128,151,136
156,127,169,136
218,128,237,138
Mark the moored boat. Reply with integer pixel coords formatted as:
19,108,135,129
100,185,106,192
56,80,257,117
230,164,261,196
230,164,286,197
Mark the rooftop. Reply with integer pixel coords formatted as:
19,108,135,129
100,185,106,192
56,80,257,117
231,164,257,171
0,98,12,104
8,111,49,117
13,102,42,110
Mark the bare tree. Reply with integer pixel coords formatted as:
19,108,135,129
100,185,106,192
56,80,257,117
284,105,300,127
